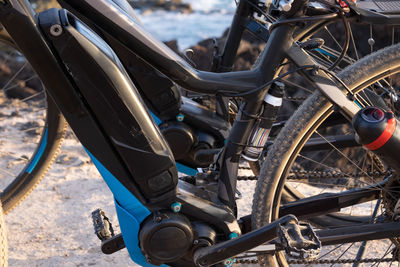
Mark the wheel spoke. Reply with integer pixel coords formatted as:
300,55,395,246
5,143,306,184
1,61,28,91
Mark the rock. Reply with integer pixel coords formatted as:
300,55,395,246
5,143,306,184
186,28,265,71
0,51,43,101
5,85,38,100
129,0,193,13
30,0,60,11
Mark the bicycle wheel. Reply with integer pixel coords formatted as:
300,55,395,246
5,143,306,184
0,201,7,267
248,21,400,177
0,29,66,214
252,43,400,266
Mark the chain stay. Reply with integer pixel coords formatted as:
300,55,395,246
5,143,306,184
229,168,393,264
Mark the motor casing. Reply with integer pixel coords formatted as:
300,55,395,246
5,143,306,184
139,212,194,265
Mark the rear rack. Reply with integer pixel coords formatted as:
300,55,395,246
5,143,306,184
351,0,400,25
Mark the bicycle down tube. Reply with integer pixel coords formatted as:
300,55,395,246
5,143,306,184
54,0,297,207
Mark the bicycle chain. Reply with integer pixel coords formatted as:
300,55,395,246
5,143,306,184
235,167,394,265
237,167,392,181
283,96,308,102
235,257,395,265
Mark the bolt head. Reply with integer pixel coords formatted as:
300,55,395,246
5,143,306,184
223,258,233,266
228,232,239,239
176,114,184,122
171,202,182,213
282,3,291,11
50,24,63,37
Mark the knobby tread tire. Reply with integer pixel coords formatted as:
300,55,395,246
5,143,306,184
251,43,400,266
0,202,7,267
0,32,67,214
1,97,67,214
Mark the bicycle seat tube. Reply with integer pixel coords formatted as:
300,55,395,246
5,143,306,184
215,0,259,73
217,23,296,208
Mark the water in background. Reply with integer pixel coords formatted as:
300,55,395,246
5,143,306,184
139,0,236,50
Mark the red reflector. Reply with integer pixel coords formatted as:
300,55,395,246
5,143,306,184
337,0,348,8
364,118,396,150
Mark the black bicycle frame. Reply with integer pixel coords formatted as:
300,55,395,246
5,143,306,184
0,0,377,265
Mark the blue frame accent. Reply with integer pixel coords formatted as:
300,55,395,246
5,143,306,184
26,128,48,173
85,149,168,266
354,100,363,108
150,111,162,125
314,48,336,59
176,162,198,176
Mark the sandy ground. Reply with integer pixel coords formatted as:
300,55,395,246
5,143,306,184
3,123,256,267
6,130,136,266
0,97,394,267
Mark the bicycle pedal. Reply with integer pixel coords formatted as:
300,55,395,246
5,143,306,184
277,220,321,260
92,209,126,254
91,208,115,241
101,233,126,254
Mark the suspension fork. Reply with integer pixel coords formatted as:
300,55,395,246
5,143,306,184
217,24,296,207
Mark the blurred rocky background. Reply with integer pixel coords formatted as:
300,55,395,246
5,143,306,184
130,0,193,13
0,0,397,199
27,1,400,72
1,0,399,101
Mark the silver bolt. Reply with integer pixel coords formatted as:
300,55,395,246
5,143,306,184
368,38,375,46
50,24,63,37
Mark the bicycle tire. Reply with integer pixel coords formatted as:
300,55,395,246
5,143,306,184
252,42,400,266
0,201,7,267
0,30,67,214
247,21,400,178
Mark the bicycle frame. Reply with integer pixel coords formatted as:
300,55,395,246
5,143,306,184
0,0,385,266
53,0,268,176
50,0,300,208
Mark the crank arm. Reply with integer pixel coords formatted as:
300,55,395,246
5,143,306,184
287,44,360,118
241,221,400,255
193,215,297,267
